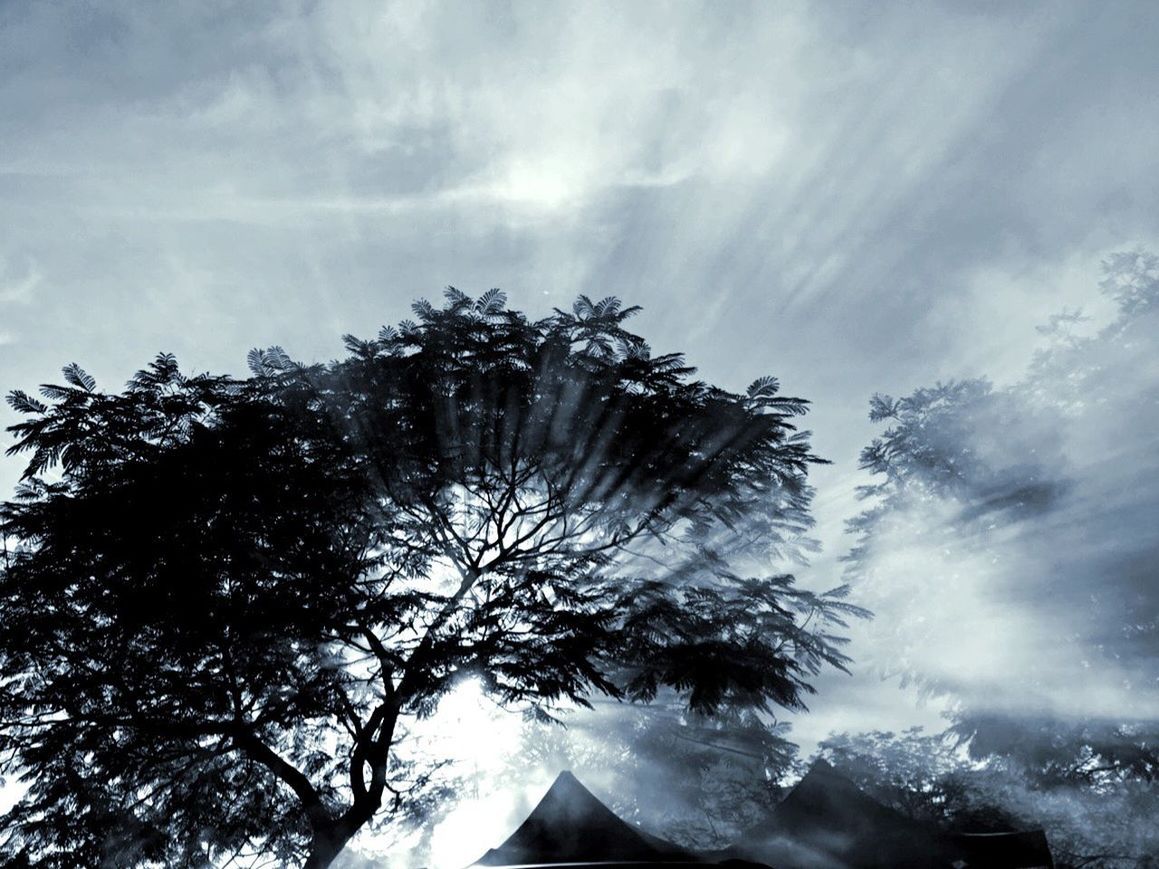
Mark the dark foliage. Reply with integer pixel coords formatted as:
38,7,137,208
0,291,858,867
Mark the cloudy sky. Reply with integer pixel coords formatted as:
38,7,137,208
2,1,1158,864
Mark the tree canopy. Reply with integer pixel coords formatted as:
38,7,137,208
0,290,861,868
841,251,1159,867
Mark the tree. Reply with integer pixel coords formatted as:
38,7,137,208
815,728,1159,868
844,250,1159,709
841,251,1159,867
0,290,862,868
815,728,971,826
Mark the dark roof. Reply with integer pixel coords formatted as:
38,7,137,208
764,759,919,835
729,760,1055,869
729,760,951,868
949,830,1055,869
472,771,699,866
468,764,1052,869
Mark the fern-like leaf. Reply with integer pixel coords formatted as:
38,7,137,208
153,353,180,381
266,346,292,371
61,363,96,392
6,390,48,414
443,287,471,310
747,376,780,398
38,384,75,402
246,346,293,376
475,288,507,316
867,393,897,422
594,296,621,317
246,348,266,376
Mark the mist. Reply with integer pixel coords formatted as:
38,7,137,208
845,255,1159,723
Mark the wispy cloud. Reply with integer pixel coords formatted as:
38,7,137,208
0,255,41,305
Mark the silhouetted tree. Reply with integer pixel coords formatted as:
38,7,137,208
0,290,860,868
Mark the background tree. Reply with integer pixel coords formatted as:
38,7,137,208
815,728,971,826
815,728,1159,869
0,290,861,868
841,251,1159,868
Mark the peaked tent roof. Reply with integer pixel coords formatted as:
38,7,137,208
729,759,953,869
472,770,699,866
729,760,1054,869
469,764,1052,869
948,831,1055,869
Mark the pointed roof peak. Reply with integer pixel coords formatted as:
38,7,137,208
473,770,695,865
790,758,871,800
808,757,836,773
793,757,845,786
541,769,604,805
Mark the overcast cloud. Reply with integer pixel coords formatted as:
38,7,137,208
2,2,1158,864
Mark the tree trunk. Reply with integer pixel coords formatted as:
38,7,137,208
303,795,381,869
303,708,396,867
303,833,351,869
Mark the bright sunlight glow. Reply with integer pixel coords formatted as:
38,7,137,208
380,677,534,869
